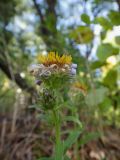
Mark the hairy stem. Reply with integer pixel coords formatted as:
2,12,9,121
53,110,63,160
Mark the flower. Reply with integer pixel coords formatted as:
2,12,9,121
29,52,77,88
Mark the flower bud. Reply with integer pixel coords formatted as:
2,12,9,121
71,68,76,75
35,79,42,85
71,63,77,69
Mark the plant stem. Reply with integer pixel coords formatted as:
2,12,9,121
53,110,63,160
74,112,80,160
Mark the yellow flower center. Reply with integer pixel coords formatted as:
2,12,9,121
37,52,72,66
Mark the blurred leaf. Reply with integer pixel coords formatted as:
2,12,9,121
94,17,112,30
97,43,119,61
64,155,71,160
99,97,112,112
63,129,81,153
70,26,94,44
100,31,107,40
85,87,108,106
78,132,100,147
81,13,90,24
115,36,120,45
115,94,120,106
64,116,83,128
108,10,120,26
91,60,106,69
103,69,117,88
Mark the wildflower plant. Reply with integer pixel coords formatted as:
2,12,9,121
29,52,82,160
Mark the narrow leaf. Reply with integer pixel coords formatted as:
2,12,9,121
78,132,100,147
64,116,83,128
63,130,81,153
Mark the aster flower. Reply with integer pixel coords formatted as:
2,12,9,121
29,52,77,89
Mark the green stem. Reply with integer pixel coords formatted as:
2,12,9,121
53,110,63,160
74,112,80,160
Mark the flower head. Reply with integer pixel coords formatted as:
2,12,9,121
29,52,77,88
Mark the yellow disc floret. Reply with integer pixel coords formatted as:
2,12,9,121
37,52,72,66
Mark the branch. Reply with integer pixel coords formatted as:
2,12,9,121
116,0,120,11
32,0,50,35
32,0,45,23
0,57,35,94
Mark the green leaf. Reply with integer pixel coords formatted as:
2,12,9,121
94,17,112,30
100,31,107,40
91,60,106,69
64,155,71,160
81,13,90,24
103,69,117,88
85,87,108,107
108,10,120,26
78,132,100,147
99,97,112,112
97,43,119,61
63,129,81,153
64,116,83,128
115,36,120,45
70,26,94,44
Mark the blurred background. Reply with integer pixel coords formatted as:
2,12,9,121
0,0,120,160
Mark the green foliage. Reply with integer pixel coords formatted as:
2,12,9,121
64,116,82,127
78,132,101,147
70,26,94,44
42,73,71,90
85,87,108,107
63,129,82,153
108,10,120,26
94,17,112,30
91,60,106,69
99,97,112,112
115,36,120,45
81,13,91,24
103,69,117,88
64,156,71,160
0,0,17,23
97,43,119,61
